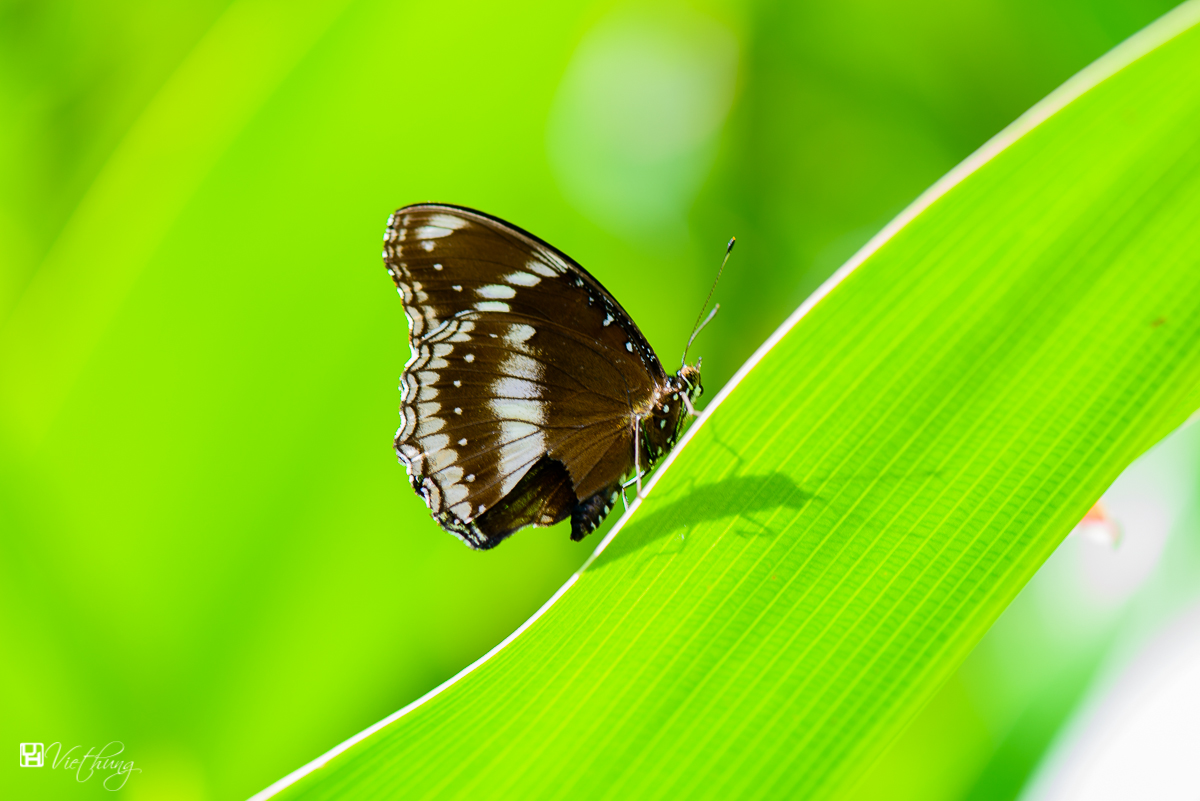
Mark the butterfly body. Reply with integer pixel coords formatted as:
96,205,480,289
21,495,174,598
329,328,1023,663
384,204,702,549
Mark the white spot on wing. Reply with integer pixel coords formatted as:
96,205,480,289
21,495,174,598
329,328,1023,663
504,324,536,345
464,353,475,363
417,416,445,435
475,301,511,312
422,434,450,453
493,376,542,401
491,400,545,424
497,353,541,380
420,241,435,251
478,284,516,299
443,484,469,506
414,215,468,239
428,448,457,472
494,421,545,496
504,272,541,286
604,314,614,326
526,259,559,278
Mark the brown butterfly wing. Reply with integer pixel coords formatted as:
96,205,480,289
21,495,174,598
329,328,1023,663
384,204,666,548
469,457,576,549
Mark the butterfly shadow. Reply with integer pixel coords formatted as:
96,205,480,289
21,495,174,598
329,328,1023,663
588,472,815,571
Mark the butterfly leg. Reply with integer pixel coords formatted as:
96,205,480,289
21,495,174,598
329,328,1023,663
620,480,638,511
633,415,647,499
619,471,645,512
681,392,698,417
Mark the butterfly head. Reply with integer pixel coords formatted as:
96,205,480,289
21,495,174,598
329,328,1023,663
677,360,703,407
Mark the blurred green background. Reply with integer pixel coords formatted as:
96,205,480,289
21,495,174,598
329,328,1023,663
1,1,1194,799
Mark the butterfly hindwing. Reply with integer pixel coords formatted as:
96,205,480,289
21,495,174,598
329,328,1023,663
469,457,577,549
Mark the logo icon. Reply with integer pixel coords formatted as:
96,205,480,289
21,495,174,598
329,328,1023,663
19,743,44,768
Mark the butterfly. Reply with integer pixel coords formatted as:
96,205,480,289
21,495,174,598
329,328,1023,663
383,204,727,550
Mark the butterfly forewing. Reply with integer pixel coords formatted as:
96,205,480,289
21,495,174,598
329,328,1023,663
384,204,666,548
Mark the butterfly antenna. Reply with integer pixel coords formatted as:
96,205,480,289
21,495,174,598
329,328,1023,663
682,237,735,369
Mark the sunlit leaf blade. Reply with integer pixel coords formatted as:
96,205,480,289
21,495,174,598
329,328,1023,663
268,10,1200,801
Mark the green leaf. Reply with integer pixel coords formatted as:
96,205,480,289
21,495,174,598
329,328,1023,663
262,7,1200,800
